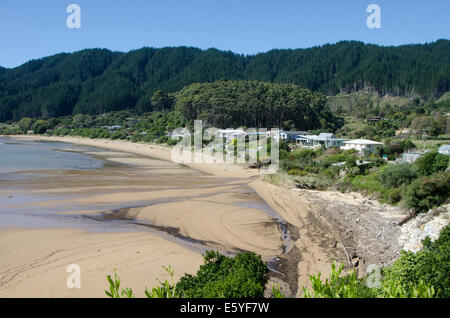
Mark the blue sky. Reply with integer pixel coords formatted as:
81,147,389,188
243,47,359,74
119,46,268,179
1,0,449,68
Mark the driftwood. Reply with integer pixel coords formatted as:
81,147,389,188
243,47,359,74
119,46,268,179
338,238,353,267
399,209,417,226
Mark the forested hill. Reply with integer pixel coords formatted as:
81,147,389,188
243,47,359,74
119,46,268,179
0,40,449,121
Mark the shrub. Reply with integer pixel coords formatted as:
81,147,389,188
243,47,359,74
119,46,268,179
377,163,417,188
387,188,402,204
105,251,268,299
34,124,47,134
399,139,416,151
110,130,127,140
175,251,269,298
405,172,450,213
167,137,181,146
302,262,376,298
414,151,449,176
302,225,448,299
156,136,169,144
381,225,450,297
288,169,308,176
288,148,316,161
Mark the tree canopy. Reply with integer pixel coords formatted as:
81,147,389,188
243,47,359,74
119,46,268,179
174,80,341,130
0,40,449,122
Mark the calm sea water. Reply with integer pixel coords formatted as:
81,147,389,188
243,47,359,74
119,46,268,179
0,136,104,173
0,137,140,231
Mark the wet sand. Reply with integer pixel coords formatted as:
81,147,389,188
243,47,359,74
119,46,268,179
1,135,406,298
0,136,286,297
0,228,203,298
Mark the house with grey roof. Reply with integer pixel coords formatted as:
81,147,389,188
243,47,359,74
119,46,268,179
296,133,347,148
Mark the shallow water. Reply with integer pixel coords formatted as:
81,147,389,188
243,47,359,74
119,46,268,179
0,136,104,174
0,137,290,259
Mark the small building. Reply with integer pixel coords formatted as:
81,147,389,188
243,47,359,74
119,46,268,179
400,150,429,163
267,130,310,141
101,125,122,131
340,139,383,156
331,160,371,167
283,130,310,140
218,129,246,139
438,145,450,155
296,133,347,148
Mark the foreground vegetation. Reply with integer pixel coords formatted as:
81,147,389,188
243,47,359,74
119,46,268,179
106,225,449,298
304,224,449,298
106,251,269,298
277,146,449,213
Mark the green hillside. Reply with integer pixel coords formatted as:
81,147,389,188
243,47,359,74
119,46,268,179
0,40,449,122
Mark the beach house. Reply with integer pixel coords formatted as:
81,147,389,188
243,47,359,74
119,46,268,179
296,133,347,148
438,145,450,155
400,149,429,163
340,139,383,156
267,130,310,141
218,129,246,139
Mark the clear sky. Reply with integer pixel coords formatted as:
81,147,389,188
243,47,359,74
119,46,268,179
1,0,449,68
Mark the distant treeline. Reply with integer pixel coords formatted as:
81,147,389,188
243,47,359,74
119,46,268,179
0,40,449,122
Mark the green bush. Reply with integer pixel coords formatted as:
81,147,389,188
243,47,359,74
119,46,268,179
302,262,376,298
156,136,169,144
302,225,448,299
175,251,269,298
105,251,268,299
166,137,181,146
288,169,308,176
288,148,317,161
110,130,127,140
381,225,449,297
377,163,417,188
387,187,402,204
405,172,450,213
414,151,449,176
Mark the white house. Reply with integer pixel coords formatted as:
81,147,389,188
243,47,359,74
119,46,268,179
296,133,347,148
218,129,246,139
340,139,383,156
438,145,450,155
400,150,429,163
267,130,310,141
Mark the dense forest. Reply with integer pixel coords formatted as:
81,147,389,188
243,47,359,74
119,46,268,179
174,80,341,130
0,40,449,122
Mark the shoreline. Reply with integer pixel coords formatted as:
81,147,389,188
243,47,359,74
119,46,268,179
1,134,414,297
0,135,290,297
7,135,259,179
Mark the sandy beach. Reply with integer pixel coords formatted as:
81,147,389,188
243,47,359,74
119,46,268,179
0,135,407,297
0,135,286,297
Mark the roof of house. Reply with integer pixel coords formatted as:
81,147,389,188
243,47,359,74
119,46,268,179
318,133,334,138
343,139,383,145
297,133,334,141
283,130,310,135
